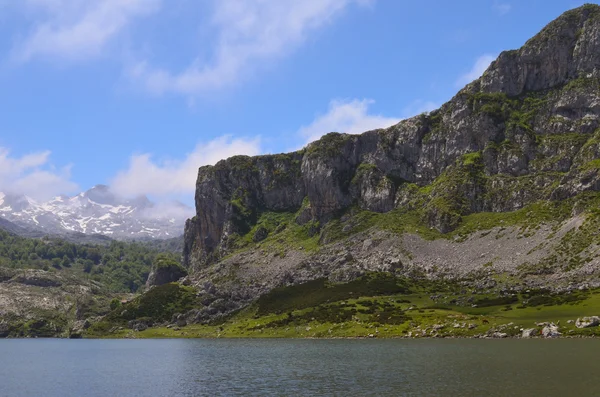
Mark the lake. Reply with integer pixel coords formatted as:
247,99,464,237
0,338,598,396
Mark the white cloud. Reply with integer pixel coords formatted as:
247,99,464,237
298,99,401,144
110,135,261,197
0,147,78,200
492,1,511,16
130,0,371,95
139,201,194,222
12,0,161,62
455,54,497,87
8,0,371,94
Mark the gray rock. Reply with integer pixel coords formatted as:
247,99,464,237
542,323,561,338
176,314,187,327
575,316,600,328
70,319,92,335
133,323,148,332
146,260,188,287
128,319,150,332
0,321,10,338
252,226,268,242
521,328,537,338
12,273,62,287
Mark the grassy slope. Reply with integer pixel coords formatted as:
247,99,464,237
88,277,600,339
86,188,600,339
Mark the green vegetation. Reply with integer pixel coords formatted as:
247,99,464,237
579,159,600,173
0,230,181,292
107,283,198,322
154,253,187,274
465,90,549,135
305,132,353,158
226,204,322,255
562,76,600,92
90,275,600,339
220,155,257,172
11,312,68,338
256,273,408,315
462,152,482,166
87,283,200,336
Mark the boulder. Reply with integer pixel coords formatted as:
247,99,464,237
542,323,561,338
176,314,187,328
575,316,600,328
146,257,188,287
133,322,148,332
521,328,537,338
128,319,150,332
252,226,268,242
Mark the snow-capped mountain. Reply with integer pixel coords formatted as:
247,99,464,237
0,185,192,239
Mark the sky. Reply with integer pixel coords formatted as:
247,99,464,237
0,0,592,206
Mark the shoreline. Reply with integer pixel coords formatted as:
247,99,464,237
3,334,600,340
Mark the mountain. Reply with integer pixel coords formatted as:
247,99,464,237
51,5,600,339
0,185,192,240
173,4,600,322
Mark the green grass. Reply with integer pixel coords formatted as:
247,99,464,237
87,283,200,336
89,283,600,339
255,273,409,315
579,159,600,172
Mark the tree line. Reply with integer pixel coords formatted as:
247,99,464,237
0,229,181,293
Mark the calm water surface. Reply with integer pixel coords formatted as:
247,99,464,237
1,338,599,396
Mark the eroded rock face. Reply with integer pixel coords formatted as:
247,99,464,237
184,5,600,269
481,5,600,96
11,273,62,288
186,153,305,267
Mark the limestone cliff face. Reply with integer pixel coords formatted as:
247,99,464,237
481,5,600,96
183,153,305,265
184,5,600,269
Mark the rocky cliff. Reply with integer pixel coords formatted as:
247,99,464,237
180,5,600,322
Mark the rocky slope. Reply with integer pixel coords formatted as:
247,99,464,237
173,5,600,324
0,222,188,337
0,267,116,338
0,185,192,240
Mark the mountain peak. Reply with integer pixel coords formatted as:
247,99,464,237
0,193,32,212
83,184,119,206
478,4,600,97
0,186,192,239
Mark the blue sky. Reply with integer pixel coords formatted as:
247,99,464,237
0,0,591,205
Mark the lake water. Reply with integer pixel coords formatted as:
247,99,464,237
1,338,599,396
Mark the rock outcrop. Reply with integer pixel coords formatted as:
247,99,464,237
0,268,112,338
176,5,600,324
184,5,600,270
146,259,188,287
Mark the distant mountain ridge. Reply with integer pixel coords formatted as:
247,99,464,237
0,185,192,239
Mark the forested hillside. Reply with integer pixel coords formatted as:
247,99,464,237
0,229,179,293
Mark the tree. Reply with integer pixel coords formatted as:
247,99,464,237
82,259,94,273
110,298,122,311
